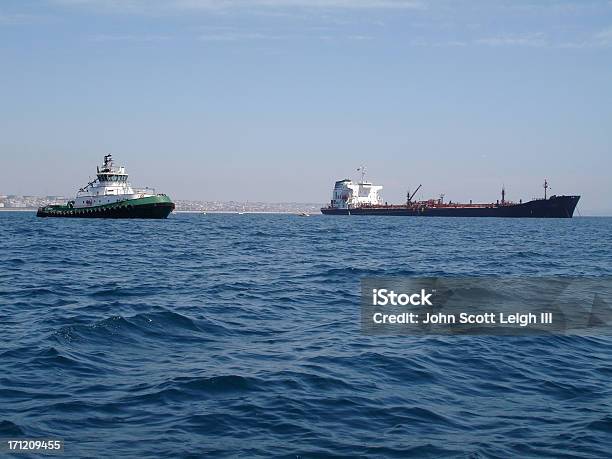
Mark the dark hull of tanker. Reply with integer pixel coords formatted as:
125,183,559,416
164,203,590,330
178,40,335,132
37,200,175,219
321,195,580,218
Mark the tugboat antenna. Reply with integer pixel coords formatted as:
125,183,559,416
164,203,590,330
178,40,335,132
357,165,366,183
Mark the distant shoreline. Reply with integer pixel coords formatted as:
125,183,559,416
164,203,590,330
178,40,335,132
175,210,309,214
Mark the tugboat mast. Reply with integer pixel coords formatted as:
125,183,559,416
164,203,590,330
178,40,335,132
357,166,366,183
104,154,113,169
544,179,549,200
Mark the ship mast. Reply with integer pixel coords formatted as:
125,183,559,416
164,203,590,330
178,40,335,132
544,179,549,200
357,166,366,183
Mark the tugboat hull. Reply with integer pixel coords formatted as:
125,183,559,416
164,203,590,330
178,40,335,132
37,195,175,219
321,195,580,218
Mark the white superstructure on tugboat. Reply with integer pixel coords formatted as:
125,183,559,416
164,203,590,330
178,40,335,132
73,154,158,208
37,154,175,219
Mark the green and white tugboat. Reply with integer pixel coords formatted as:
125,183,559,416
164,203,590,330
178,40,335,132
37,154,175,219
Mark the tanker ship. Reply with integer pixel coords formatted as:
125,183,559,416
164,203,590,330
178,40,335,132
321,170,579,218
37,154,175,219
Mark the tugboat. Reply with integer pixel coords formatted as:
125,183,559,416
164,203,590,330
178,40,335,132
37,154,175,219
321,169,580,218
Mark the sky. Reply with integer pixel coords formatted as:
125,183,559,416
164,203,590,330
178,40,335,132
1,0,611,214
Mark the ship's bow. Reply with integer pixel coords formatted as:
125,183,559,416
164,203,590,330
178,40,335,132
564,195,581,218
135,194,175,218
543,195,580,218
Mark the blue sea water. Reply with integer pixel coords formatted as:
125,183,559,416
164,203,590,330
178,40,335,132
1,212,611,458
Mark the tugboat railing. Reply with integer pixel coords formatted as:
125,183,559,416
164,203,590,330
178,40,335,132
133,187,156,195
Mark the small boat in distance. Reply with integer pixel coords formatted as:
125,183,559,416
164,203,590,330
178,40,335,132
298,212,310,217
321,169,579,218
37,154,175,219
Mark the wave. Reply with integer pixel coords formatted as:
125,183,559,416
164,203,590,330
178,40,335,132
0,420,25,436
